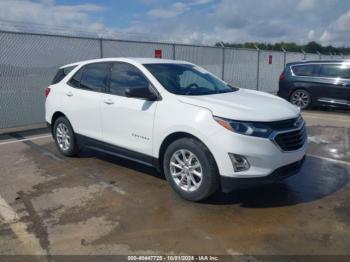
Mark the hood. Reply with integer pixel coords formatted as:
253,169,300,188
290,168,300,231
178,89,300,122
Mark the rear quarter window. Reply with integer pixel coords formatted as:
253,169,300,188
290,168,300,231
51,65,77,84
291,65,316,77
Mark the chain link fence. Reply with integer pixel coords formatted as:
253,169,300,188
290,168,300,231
224,48,258,90
0,30,346,129
175,44,223,78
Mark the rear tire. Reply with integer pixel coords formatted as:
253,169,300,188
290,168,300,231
163,138,219,202
53,116,79,157
290,89,312,110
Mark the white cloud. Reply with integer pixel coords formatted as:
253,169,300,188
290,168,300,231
190,0,214,5
124,0,349,47
297,0,337,12
328,9,350,32
147,2,190,18
297,0,317,11
308,30,316,41
146,0,212,19
0,0,105,32
320,9,350,46
0,0,349,47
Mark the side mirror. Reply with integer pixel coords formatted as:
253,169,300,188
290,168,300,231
124,86,159,101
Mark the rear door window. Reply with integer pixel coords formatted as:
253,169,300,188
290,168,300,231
51,65,77,84
291,65,316,77
79,63,110,92
319,64,350,79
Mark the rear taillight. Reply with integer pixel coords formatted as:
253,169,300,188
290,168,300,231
279,72,285,81
45,86,51,97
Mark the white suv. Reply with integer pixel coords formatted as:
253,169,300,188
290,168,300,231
45,58,307,201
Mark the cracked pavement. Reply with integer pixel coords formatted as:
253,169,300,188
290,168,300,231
0,110,349,259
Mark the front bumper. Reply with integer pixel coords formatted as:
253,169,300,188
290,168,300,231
206,123,307,178
220,156,305,192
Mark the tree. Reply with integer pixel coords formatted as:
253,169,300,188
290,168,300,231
304,41,322,53
215,41,350,55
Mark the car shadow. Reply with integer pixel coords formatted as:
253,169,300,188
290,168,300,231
203,155,349,207
78,148,349,208
78,147,164,180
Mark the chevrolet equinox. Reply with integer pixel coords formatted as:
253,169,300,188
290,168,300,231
45,58,307,201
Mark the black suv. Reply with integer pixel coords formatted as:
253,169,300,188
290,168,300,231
278,60,350,110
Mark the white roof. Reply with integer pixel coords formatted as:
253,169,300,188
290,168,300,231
60,57,190,69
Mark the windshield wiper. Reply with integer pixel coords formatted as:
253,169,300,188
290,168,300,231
216,90,234,94
184,91,214,96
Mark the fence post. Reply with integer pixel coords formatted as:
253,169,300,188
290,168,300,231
219,42,225,80
99,38,104,58
282,47,287,67
254,45,260,91
172,43,176,60
316,51,322,60
301,49,306,60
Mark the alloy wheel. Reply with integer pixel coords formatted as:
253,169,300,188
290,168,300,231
56,123,71,151
169,149,203,192
290,90,310,109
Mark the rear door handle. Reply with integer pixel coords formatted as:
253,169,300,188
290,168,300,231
104,99,114,105
66,91,73,97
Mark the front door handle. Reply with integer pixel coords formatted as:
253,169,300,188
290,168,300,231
104,99,114,105
66,91,73,97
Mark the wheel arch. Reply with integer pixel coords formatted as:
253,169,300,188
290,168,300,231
157,132,218,174
51,111,68,134
289,87,312,98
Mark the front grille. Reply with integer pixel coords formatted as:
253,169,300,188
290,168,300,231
274,124,307,151
266,118,298,130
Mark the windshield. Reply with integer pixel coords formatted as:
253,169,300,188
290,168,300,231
144,63,238,96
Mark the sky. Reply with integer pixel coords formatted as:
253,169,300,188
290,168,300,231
0,0,349,46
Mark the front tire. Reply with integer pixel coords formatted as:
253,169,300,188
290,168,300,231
290,89,312,110
53,116,79,157
163,138,219,202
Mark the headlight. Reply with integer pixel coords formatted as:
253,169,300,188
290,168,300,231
213,116,273,138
